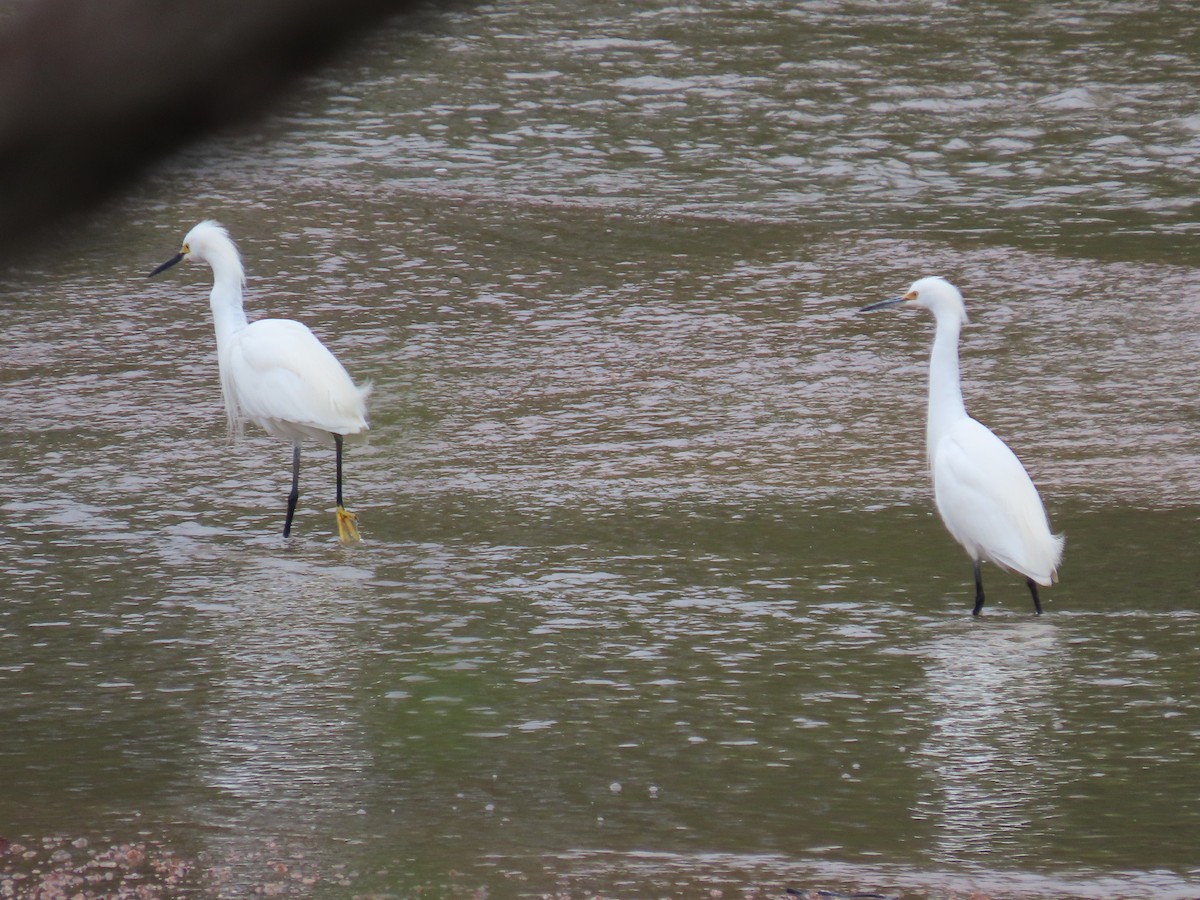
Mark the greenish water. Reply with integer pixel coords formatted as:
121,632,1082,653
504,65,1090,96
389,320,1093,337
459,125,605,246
3,1,1200,897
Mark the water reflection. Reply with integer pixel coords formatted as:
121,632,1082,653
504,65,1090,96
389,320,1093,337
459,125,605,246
181,554,379,887
191,559,371,798
913,620,1064,864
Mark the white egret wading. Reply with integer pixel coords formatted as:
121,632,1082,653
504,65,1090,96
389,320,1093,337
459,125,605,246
860,276,1063,615
150,221,370,542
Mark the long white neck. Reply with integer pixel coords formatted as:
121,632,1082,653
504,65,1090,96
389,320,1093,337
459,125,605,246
205,242,249,348
202,242,249,436
925,308,969,465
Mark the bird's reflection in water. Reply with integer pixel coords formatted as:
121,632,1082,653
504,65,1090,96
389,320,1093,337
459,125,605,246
912,620,1064,863
187,554,376,886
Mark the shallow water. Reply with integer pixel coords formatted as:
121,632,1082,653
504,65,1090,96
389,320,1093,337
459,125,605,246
2,1,1200,897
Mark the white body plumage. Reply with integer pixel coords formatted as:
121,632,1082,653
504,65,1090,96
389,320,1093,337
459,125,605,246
931,416,1062,587
183,221,369,443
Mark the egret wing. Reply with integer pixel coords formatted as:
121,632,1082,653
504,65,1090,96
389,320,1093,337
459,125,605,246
225,318,368,440
932,417,1061,584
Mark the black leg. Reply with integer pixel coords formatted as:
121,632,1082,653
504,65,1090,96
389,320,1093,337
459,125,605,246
334,434,345,508
333,433,360,542
1026,578,1044,616
972,560,985,616
283,442,301,538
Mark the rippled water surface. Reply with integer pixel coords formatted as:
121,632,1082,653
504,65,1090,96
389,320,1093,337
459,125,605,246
3,1,1200,897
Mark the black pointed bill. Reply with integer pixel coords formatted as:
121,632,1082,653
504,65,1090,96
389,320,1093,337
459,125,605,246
148,252,184,278
859,295,907,313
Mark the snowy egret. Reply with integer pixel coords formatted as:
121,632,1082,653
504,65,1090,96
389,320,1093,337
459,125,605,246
149,221,370,542
860,276,1063,615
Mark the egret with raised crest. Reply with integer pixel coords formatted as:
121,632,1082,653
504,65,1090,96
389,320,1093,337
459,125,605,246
149,220,370,542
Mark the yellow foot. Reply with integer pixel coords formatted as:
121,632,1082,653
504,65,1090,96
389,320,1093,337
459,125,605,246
336,505,361,543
